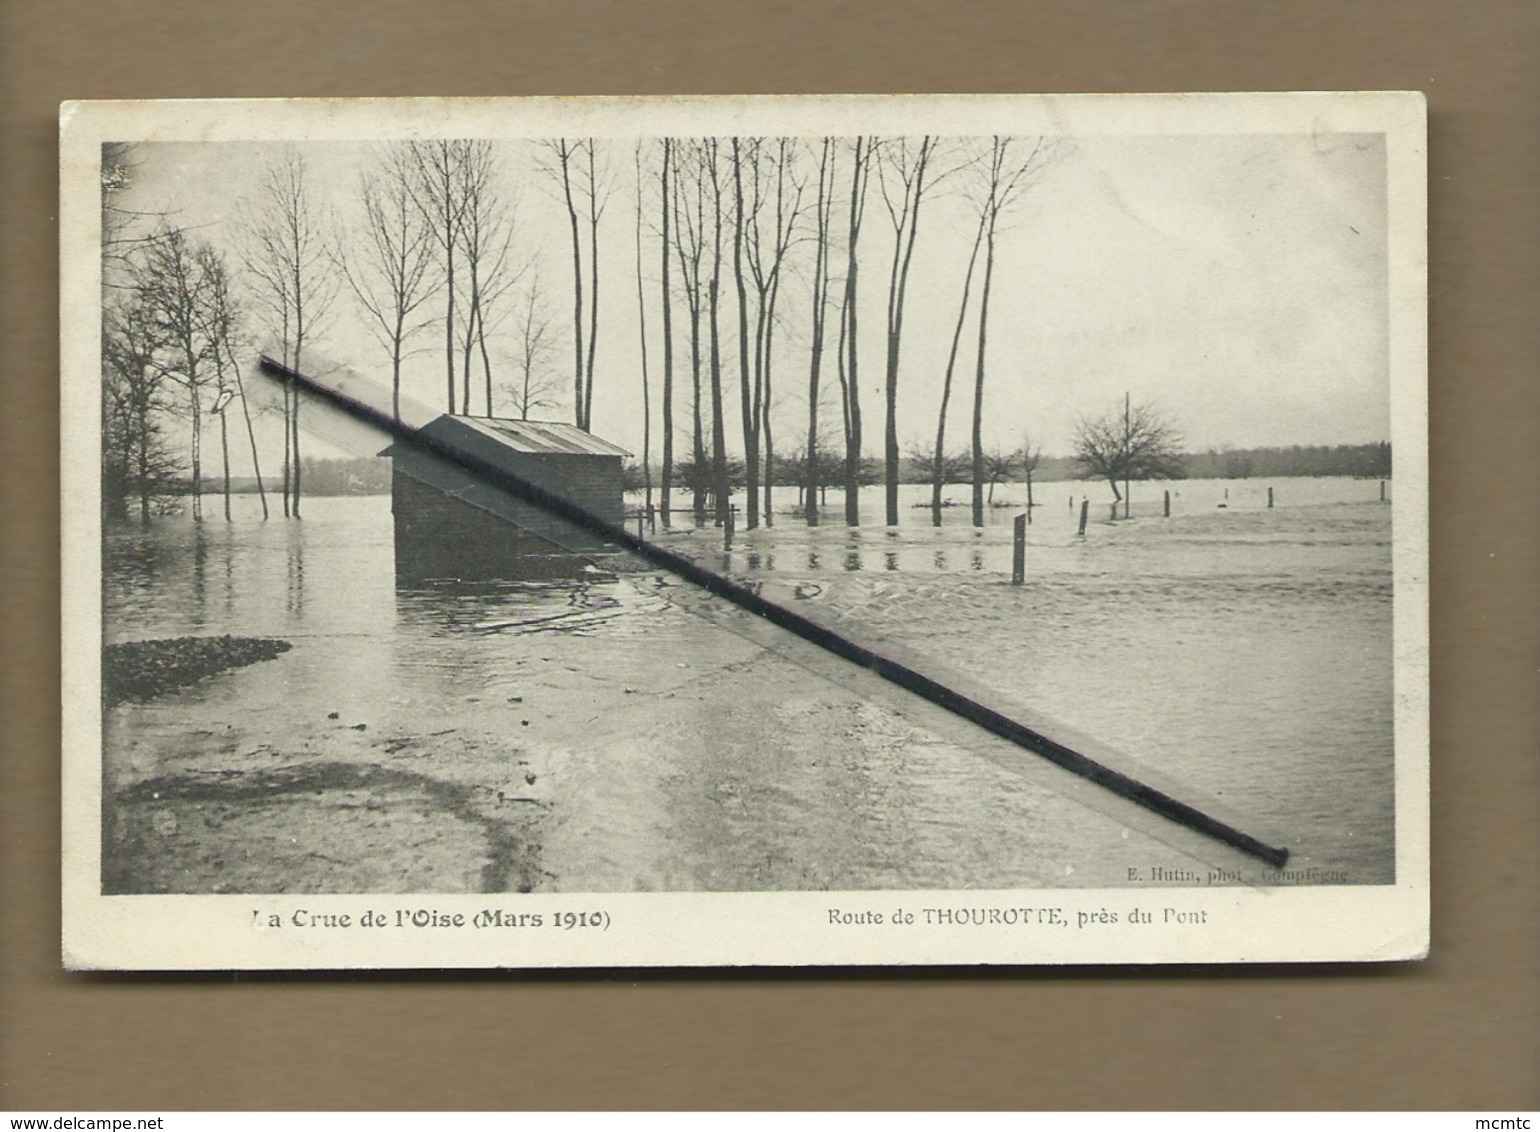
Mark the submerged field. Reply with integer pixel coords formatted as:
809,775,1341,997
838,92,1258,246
99,478,1395,895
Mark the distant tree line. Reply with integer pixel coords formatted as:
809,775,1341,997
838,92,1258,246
1183,442,1391,480
913,442,1391,487
620,437,1392,497
290,456,392,495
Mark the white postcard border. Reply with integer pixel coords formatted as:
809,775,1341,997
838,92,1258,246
61,92,1428,969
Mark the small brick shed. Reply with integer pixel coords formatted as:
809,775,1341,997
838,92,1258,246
385,414,630,583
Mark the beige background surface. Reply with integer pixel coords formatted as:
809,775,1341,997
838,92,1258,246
3,0,1536,1111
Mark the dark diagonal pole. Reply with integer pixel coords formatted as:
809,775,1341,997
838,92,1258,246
260,355,1290,868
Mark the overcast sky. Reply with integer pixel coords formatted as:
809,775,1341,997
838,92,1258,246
114,129,1389,466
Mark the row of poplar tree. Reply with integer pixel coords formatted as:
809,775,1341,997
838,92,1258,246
100,136,1065,529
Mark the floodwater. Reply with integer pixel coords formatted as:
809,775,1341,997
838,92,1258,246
101,476,1395,894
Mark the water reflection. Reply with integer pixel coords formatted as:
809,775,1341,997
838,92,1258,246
286,524,305,618
190,527,208,629
221,528,235,620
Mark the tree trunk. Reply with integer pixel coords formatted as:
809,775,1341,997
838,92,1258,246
690,301,705,521
477,298,495,416
459,292,478,415
219,410,232,521
933,211,986,525
732,140,759,529
884,142,931,528
280,381,292,518
634,145,654,521
841,138,868,527
391,317,404,423
659,138,674,527
707,146,729,527
762,273,780,527
235,366,268,521
443,225,457,413
189,380,203,522
291,388,303,518
805,140,834,527
970,221,997,528
559,148,586,429
291,333,304,518
135,399,152,526
584,142,601,430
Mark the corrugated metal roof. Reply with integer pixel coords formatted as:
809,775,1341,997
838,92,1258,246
454,416,631,458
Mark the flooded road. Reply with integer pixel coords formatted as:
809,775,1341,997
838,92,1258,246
101,478,1394,894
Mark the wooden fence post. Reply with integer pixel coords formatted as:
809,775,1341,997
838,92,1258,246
1380,480,1386,502
1163,489,1170,518
724,505,735,550
1012,513,1027,585
1078,498,1089,537
1268,486,1274,509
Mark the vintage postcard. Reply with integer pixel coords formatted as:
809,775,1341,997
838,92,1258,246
61,93,1427,969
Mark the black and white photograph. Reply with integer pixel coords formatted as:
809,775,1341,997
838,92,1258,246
61,94,1428,968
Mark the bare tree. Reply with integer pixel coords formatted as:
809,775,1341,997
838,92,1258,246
1073,393,1186,517
907,445,967,497
194,243,246,521
835,136,873,526
979,447,1019,507
633,143,654,520
541,139,586,429
101,143,173,523
500,267,560,419
406,140,474,412
669,140,710,520
968,136,1056,526
784,440,845,511
1018,435,1042,518
743,138,805,528
929,140,991,526
658,137,676,526
877,136,944,526
704,139,730,525
120,229,267,524
581,141,610,426
100,142,171,290
240,147,338,518
102,287,179,524
537,139,609,431
337,143,438,422
731,139,759,527
803,138,837,526
452,141,521,416
134,224,219,520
